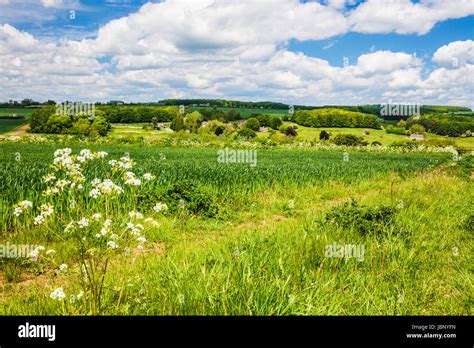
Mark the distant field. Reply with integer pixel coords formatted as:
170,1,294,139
0,108,34,117
187,106,290,118
0,118,27,134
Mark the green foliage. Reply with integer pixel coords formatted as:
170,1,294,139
294,108,381,129
237,127,257,139
406,114,474,137
409,124,425,134
326,198,397,235
29,106,110,136
170,112,185,132
98,106,177,123
385,125,408,135
159,180,219,218
183,111,203,133
245,117,260,131
332,134,367,146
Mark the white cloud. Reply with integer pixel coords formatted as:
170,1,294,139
349,0,474,35
432,40,474,68
41,0,64,8
0,0,473,108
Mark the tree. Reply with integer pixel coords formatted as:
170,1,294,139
29,106,56,133
245,117,260,131
184,111,203,133
237,127,257,139
410,124,425,134
268,115,283,130
170,112,185,132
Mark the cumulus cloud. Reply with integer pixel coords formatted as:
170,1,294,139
432,40,474,68
349,0,474,35
0,0,473,107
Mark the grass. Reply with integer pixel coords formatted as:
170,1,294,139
0,142,471,315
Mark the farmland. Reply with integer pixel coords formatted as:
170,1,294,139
0,142,472,315
0,108,33,134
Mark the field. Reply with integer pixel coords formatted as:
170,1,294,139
187,106,289,118
0,108,33,134
0,142,472,315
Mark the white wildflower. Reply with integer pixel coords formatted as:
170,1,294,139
77,218,89,229
143,173,155,181
50,287,66,301
107,241,118,249
92,213,102,221
153,202,168,213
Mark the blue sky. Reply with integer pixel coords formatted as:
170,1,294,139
0,0,473,106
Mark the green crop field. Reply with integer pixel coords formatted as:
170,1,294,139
0,142,472,315
0,118,27,134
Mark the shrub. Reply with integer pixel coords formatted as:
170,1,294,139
409,124,425,134
319,130,330,140
326,198,396,235
245,117,260,131
237,127,257,139
159,180,219,218
214,125,225,136
284,126,297,137
332,134,367,146
385,125,408,135
371,141,382,146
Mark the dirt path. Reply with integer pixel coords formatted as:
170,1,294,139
8,123,29,135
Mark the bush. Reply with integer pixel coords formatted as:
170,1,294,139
237,127,257,139
159,180,219,218
385,125,408,135
409,124,425,134
332,134,367,146
245,117,260,131
371,141,382,146
214,125,225,136
319,130,330,140
284,126,297,137
326,198,396,235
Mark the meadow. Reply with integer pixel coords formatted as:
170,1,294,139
0,142,472,315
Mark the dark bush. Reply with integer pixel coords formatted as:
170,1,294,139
332,134,367,146
319,130,330,140
326,198,396,235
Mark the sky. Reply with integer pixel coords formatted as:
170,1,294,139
0,0,473,107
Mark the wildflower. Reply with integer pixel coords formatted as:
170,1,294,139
92,213,102,221
89,188,101,199
396,199,404,209
43,173,56,183
33,215,45,225
137,236,146,243
107,241,118,249
103,219,112,228
40,204,54,217
137,245,143,250
59,263,68,272
110,233,118,240
50,287,66,301
14,207,23,217
153,202,168,213
77,218,89,229
129,211,143,219
143,173,155,181
288,200,295,209
178,199,185,210
64,221,75,233
91,178,101,186
19,200,33,209
46,249,56,255
77,291,84,299
95,151,108,158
